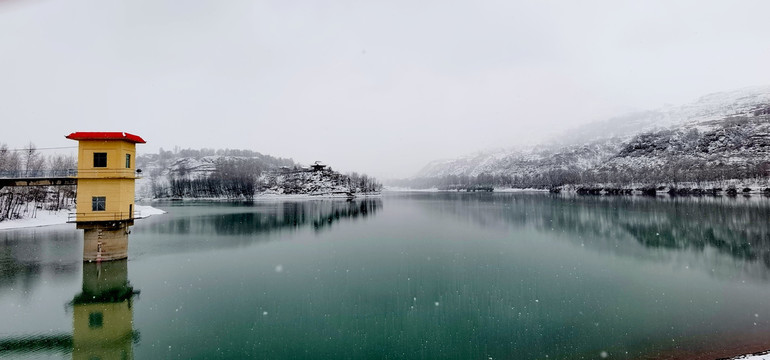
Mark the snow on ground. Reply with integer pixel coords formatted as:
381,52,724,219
0,209,70,230
135,205,166,217
0,205,166,230
731,351,770,359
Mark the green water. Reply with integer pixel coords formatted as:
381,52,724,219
2,193,770,359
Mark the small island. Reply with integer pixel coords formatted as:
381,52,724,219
137,149,382,200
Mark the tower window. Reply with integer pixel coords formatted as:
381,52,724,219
93,153,107,167
89,312,103,329
92,196,106,211
126,154,131,168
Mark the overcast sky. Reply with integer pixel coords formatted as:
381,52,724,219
2,0,770,178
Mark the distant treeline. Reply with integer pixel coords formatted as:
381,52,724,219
344,172,382,194
156,158,262,199
389,161,770,191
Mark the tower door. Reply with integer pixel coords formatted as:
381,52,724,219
129,204,133,219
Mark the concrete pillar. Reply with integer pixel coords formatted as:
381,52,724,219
81,223,130,261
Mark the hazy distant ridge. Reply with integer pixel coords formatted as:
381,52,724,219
549,85,770,147
408,86,770,188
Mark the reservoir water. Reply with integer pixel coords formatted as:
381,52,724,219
2,192,770,359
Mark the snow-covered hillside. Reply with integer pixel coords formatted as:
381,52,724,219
553,85,770,146
608,116,770,169
416,140,622,178
411,86,770,187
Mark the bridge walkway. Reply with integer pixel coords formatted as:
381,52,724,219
0,170,78,190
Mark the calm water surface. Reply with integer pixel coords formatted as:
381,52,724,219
2,193,770,359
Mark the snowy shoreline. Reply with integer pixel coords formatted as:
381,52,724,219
255,192,381,200
0,205,167,231
383,187,549,193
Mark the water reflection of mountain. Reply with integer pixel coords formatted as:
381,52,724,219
415,192,770,281
131,199,381,256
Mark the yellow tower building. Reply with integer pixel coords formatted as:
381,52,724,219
66,132,146,261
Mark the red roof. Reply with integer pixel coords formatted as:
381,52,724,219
65,132,146,144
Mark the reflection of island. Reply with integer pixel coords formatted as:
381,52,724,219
125,199,381,260
71,260,139,359
0,260,139,358
417,192,770,279
142,198,381,237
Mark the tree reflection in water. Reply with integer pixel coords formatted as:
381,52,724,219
143,199,380,236
415,192,770,281
132,199,381,256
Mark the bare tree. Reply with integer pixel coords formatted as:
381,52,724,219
23,142,44,176
0,143,22,173
48,154,76,171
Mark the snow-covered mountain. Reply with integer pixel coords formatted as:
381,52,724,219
599,115,770,178
551,85,770,146
412,86,770,186
416,140,621,178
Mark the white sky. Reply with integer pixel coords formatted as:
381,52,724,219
1,0,770,178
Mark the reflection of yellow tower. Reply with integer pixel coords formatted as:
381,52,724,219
66,132,146,261
72,260,138,360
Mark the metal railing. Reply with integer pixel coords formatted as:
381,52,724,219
0,169,143,179
0,169,77,178
67,211,142,222
74,169,141,178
